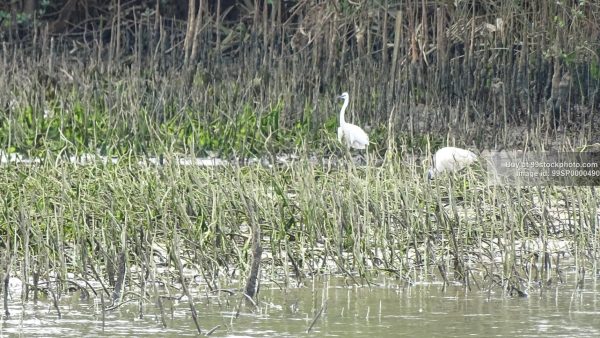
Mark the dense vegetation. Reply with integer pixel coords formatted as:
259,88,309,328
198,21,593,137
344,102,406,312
1,0,599,156
0,2,599,333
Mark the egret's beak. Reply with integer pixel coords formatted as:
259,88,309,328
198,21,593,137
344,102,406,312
336,95,343,100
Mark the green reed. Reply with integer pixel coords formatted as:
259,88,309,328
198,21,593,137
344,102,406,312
1,141,596,308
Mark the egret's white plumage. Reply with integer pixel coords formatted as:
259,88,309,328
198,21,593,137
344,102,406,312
428,147,478,179
337,92,369,149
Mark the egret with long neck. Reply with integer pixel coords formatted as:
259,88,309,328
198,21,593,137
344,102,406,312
336,92,369,150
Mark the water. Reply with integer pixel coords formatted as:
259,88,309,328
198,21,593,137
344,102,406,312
2,277,599,337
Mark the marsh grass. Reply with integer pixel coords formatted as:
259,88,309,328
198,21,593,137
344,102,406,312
2,1,599,159
1,2,599,334
1,142,596,320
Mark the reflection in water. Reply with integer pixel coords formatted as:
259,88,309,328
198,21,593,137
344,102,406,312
1,276,599,337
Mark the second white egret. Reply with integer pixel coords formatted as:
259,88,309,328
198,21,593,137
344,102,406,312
428,146,478,180
336,92,369,149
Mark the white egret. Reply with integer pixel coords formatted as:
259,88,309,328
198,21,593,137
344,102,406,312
337,92,369,149
428,146,478,180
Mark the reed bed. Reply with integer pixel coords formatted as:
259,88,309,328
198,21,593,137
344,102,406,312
0,148,596,315
2,1,599,158
1,1,599,332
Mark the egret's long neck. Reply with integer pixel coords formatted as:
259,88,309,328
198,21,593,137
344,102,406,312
339,97,348,125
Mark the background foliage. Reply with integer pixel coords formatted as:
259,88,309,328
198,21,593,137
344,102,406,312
1,0,599,156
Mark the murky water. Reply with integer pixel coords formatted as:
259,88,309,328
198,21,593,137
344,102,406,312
2,275,599,337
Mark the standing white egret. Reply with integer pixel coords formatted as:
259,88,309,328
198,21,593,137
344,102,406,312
337,92,369,149
428,146,478,180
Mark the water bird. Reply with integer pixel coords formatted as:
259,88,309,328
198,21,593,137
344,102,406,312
428,146,478,180
336,92,369,149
